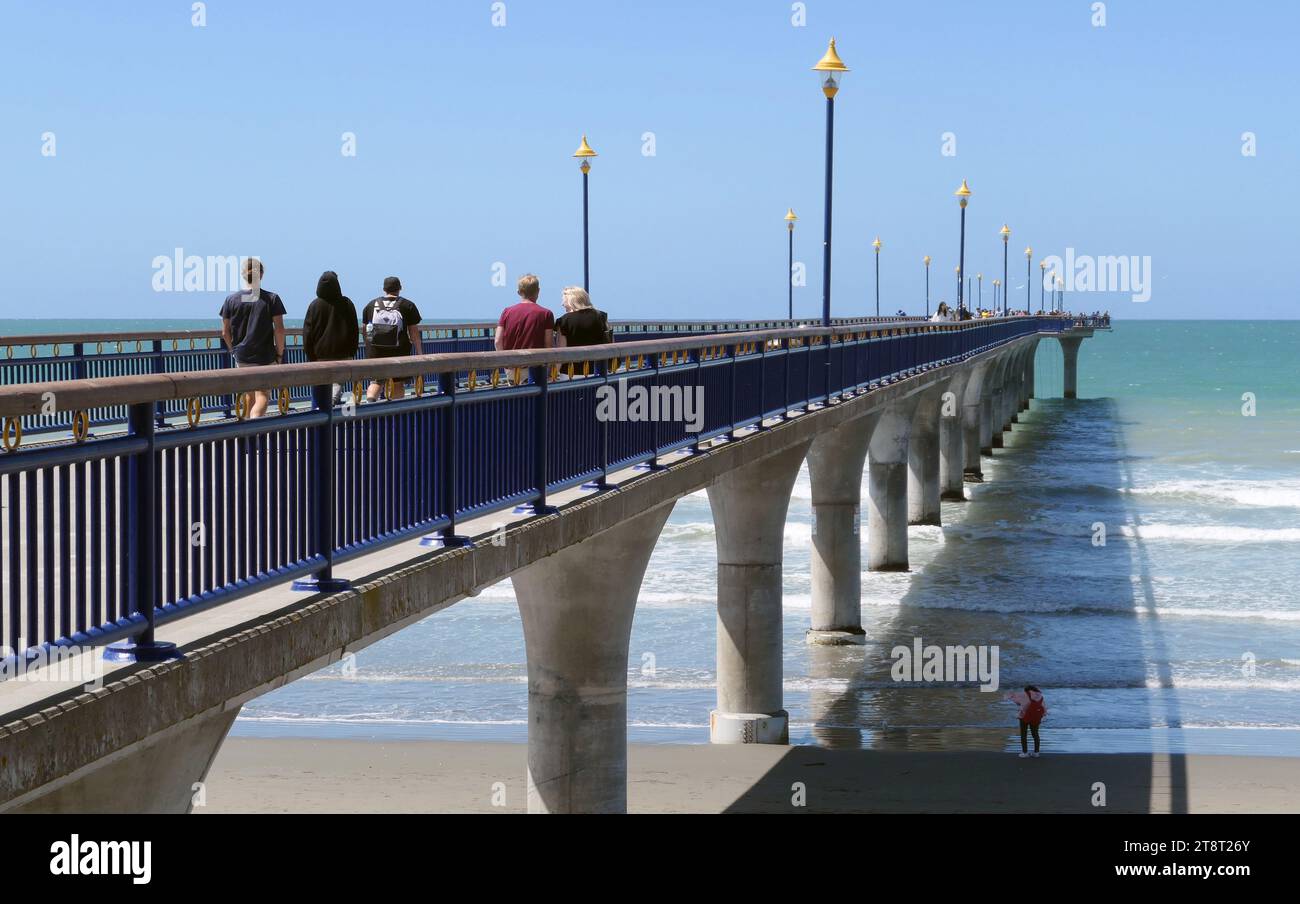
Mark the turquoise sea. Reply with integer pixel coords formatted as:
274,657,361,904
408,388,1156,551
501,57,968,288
6,319,1298,755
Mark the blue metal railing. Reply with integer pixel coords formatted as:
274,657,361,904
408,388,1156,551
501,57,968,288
0,316,1068,668
0,317,907,441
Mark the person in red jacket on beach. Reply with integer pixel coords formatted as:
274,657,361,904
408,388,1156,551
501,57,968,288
1007,685,1048,758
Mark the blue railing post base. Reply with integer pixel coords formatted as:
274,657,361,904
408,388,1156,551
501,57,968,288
580,480,618,493
292,577,353,593
633,460,667,472
104,640,181,664
419,533,476,549
513,502,560,516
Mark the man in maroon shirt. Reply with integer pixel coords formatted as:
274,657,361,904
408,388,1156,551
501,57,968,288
495,274,555,350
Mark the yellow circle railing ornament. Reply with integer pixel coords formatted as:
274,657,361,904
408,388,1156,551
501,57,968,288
72,411,90,443
235,393,250,421
468,370,478,390
53,344,61,356
278,387,291,415
512,368,522,385
1,417,21,452
4,346,12,359
186,398,202,428
414,375,425,397
353,381,365,401
388,378,402,398
490,369,501,389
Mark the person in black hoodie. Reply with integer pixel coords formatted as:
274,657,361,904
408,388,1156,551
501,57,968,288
303,271,359,405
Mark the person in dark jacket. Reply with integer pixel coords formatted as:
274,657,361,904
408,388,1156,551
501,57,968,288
303,271,359,405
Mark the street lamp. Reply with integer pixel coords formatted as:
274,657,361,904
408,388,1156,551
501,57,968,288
1024,246,1033,314
785,208,798,319
573,135,598,291
872,236,882,316
993,278,1001,313
813,37,849,331
1056,275,1065,313
923,255,932,317
1039,260,1047,311
1000,224,1011,317
955,180,971,313
977,272,983,310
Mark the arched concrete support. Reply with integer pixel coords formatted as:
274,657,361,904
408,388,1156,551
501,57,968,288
512,502,675,813
961,360,992,482
988,354,1010,450
1004,346,1030,428
1059,336,1083,399
940,371,969,501
806,417,878,645
907,383,948,526
1023,339,1037,409
9,707,240,814
708,441,811,744
867,398,919,571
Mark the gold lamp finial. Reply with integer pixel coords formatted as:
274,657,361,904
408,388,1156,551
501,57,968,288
785,208,798,223
1025,246,1033,258
1000,224,1011,241
872,236,882,252
574,135,598,159
923,255,931,266
813,38,849,97
955,179,972,198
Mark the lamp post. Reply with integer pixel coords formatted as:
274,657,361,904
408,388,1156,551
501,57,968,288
785,208,798,319
1039,260,1047,312
955,180,971,313
1024,247,1033,314
977,272,983,310
993,278,1001,314
573,135,598,291
1056,275,1065,313
872,236,882,316
1000,224,1011,317
923,255,931,317
813,38,849,330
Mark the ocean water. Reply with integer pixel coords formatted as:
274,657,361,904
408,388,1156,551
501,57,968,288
9,319,1296,755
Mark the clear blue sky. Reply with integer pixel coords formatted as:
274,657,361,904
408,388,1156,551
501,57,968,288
0,0,1294,321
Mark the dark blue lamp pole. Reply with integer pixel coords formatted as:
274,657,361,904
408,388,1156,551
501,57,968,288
1040,261,1047,311
923,255,931,317
574,135,597,292
813,38,848,399
1000,224,1011,317
785,209,798,319
955,180,971,313
1025,247,1033,313
872,237,882,316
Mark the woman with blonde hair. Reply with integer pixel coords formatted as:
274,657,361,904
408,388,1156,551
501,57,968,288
555,286,612,347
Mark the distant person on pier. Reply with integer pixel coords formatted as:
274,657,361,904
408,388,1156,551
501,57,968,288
930,302,952,323
495,274,555,351
554,286,611,348
362,277,423,402
1007,685,1048,758
220,258,286,419
303,271,359,406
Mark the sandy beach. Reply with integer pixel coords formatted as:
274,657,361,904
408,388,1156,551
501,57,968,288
200,739,1300,814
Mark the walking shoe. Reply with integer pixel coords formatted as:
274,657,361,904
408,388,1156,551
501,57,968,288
1030,752,1040,758
1018,753,1029,759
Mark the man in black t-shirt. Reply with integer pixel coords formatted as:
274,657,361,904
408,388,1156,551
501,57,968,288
219,258,286,418
362,276,423,401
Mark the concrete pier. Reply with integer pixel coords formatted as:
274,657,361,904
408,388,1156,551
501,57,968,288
512,503,675,813
806,419,877,645
907,385,947,525
1059,335,1083,399
707,443,811,743
940,372,968,501
867,400,918,571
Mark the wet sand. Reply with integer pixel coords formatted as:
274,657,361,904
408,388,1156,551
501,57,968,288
199,738,1300,814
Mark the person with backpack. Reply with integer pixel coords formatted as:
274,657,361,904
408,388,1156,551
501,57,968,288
1007,685,1048,757
303,271,359,405
362,276,423,401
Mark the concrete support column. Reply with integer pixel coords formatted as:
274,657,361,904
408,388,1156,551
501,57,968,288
962,361,990,483
940,372,968,501
979,392,995,454
907,386,946,525
512,502,675,813
1060,336,1083,399
867,399,918,571
1024,344,1036,408
807,418,877,646
708,442,811,744
10,707,241,814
